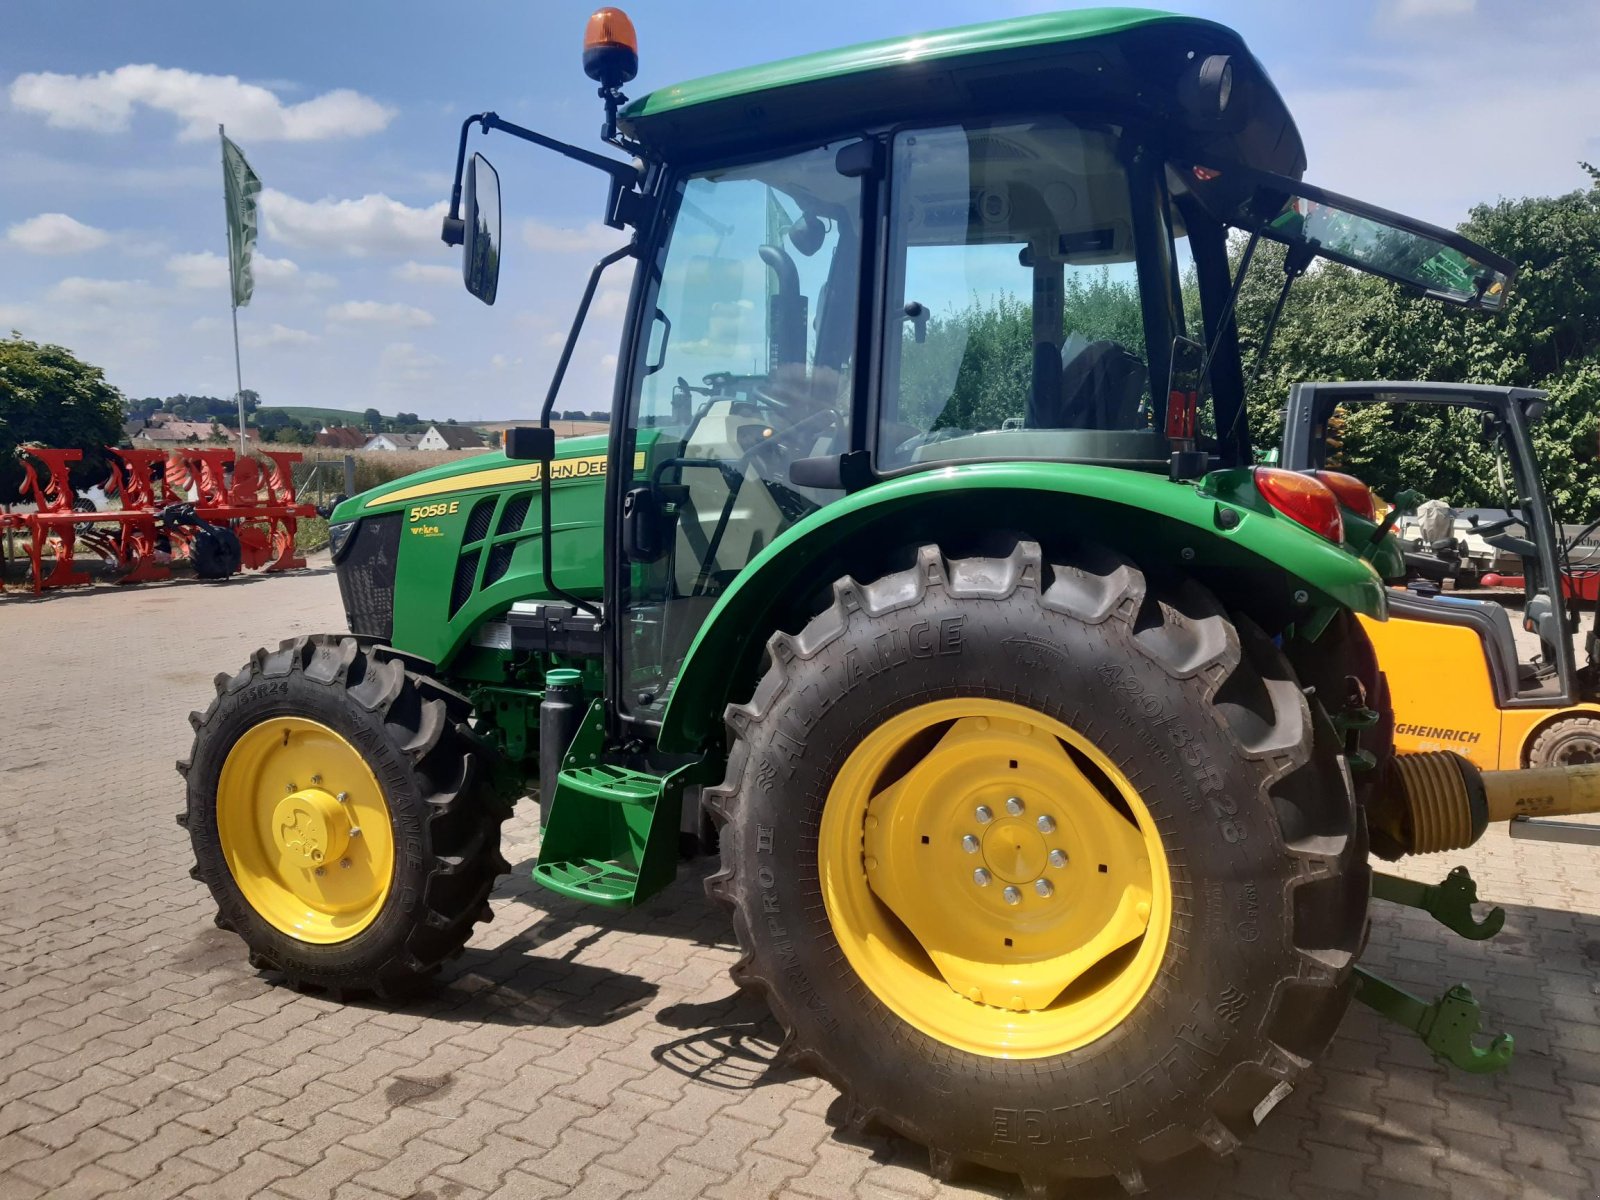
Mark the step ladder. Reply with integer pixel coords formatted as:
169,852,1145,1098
532,699,697,908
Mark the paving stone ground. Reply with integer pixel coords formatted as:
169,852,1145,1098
2,565,1599,1199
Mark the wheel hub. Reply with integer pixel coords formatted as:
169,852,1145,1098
271,788,352,867
981,816,1049,884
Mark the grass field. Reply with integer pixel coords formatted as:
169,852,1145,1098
291,447,496,500
262,405,372,426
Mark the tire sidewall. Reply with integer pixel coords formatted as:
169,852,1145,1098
729,584,1304,1171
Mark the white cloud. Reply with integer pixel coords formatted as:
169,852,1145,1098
243,323,318,349
1284,3,1600,225
46,276,160,307
327,300,435,328
6,213,112,255
379,341,442,382
1380,0,1475,19
165,249,325,292
261,189,446,258
392,260,459,285
7,65,393,142
522,219,626,254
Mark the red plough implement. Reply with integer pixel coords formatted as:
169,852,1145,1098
1,445,317,594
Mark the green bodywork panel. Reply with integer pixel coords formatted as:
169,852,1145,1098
622,8,1185,120
331,433,656,669
657,461,1387,751
1343,510,1408,582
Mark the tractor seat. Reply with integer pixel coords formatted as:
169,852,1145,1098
1388,589,1531,696
1027,339,1146,431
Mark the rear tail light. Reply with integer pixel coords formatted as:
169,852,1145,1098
1312,470,1378,521
1254,467,1344,543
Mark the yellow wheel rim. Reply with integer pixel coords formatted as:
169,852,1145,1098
819,698,1171,1058
216,717,394,943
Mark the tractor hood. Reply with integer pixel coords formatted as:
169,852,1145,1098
333,433,611,521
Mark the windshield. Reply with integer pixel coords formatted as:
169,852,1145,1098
879,118,1192,471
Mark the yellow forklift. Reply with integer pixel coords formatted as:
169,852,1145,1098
1282,381,1600,846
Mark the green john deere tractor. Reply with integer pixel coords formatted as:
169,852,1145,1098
179,7,1600,1192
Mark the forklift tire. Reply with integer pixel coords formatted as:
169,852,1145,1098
179,635,509,997
706,540,1368,1193
1528,715,1600,767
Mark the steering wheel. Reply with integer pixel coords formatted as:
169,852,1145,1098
746,405,842,463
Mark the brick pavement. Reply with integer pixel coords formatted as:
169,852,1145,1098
1,565,1598,1199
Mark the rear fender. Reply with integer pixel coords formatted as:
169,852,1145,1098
656,462,1385,752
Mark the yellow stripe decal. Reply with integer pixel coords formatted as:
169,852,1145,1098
367,451,643,508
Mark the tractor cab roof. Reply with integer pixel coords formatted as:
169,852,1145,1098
619,9,1305,178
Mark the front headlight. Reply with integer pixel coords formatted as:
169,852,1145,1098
327,520,357,563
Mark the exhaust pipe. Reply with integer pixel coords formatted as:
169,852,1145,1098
1370,751,1600,858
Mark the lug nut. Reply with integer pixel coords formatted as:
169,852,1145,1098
1036,814,1055,834
314,866,326,876
973,868,991,886
1048,849,1068,868
340,858,352,869
311,775,322,785
1034,879,1053,898
1002,885,1022,905
286,783,295,794
336,792,349,803
348,827,362,837
975,805,993,824
1005,797,1025,816
961,835,980,854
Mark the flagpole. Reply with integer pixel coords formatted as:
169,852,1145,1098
221,123,247,457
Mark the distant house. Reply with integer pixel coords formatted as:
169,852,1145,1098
363,433,425,451
313,426,369,449
135,421,257,446
122,418,147,441
418,424,488,451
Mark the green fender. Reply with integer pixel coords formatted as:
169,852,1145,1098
655,462,1387,752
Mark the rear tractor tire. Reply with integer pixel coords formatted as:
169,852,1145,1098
179,635,510,996
707,540,1368,1193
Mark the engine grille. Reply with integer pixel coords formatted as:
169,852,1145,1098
335,513,400,640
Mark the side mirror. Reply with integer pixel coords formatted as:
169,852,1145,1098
505,426,555,461
462,152,502,305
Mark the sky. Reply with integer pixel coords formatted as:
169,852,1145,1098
1,0,1596,422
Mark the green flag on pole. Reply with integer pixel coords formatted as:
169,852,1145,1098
221,131,261,309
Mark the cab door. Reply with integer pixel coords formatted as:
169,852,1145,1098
613,141,868,720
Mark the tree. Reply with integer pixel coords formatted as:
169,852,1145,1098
1233,170,1600,519
0,334,125,501
363,407,382,431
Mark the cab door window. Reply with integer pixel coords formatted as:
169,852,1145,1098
623,143,864,712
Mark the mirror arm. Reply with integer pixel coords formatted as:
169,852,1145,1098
440,111,644,246
478,111,640,187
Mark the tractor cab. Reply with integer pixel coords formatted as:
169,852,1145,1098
1280,380,1600,769
438,8,1516,736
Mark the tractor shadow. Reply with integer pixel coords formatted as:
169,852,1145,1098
390,839,1600,1197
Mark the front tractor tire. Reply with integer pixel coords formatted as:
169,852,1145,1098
707,541,1369,1193
179,636,510,996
